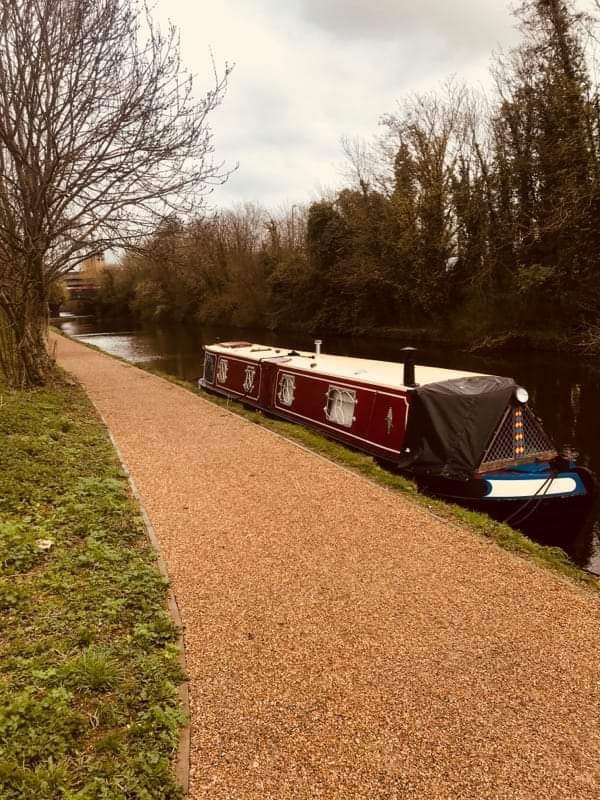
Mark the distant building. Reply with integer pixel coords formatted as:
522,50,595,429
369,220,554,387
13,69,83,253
63,253,106,299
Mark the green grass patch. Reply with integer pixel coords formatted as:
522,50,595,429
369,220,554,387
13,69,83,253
0,372,184,799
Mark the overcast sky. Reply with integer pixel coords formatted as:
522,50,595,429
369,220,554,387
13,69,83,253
154,1,528,212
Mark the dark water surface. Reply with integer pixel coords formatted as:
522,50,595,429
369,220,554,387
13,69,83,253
57,315,600,573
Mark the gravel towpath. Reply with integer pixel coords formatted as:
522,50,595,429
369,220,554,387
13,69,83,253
54,333,600,800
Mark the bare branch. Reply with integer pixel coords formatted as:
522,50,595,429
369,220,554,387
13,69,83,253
0,0,232,283
0,0,232,385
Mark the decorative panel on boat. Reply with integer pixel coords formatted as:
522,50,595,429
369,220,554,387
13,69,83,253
480,404,557,471
277,373,296,406
367,392,409,454
216,357,228,384
203,352,216,384
215,356,261,400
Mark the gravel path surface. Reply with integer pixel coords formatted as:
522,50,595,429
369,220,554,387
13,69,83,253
54,334,600,800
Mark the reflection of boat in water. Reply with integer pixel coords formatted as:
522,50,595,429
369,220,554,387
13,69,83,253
199,340,598,554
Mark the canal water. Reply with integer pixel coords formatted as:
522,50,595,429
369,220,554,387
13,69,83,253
57,315,600,573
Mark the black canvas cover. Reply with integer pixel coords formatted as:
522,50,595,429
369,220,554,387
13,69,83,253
397,375,517,479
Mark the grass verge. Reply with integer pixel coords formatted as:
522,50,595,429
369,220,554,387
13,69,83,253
0,371,185,800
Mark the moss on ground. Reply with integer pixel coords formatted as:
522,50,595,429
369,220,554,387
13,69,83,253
0,372,184,800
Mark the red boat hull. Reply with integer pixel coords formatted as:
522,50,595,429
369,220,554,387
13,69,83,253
202,349,411,462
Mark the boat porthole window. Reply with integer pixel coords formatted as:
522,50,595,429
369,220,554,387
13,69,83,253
325,387,356,428
204,353,216,384
277,373,296,406
216,358,229,384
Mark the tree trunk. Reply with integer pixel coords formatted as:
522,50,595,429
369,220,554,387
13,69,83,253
0,283,52,389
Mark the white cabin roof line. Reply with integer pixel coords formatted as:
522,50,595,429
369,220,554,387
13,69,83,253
205,342,489,391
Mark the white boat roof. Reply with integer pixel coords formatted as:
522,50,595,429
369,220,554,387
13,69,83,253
206,341,490,390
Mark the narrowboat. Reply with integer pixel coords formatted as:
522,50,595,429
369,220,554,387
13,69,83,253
199,340,597,541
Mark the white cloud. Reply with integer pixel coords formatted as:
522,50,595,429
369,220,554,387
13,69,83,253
155,0,526,210
298,0,517,49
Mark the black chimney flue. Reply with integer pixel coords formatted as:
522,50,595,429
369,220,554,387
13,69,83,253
401,347,417,387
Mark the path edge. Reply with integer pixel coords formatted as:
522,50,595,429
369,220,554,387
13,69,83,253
71,383,191,795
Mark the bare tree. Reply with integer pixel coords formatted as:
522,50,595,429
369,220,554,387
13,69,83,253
0,0,231,387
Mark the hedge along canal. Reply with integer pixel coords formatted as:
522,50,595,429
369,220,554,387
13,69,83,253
0,372,187,799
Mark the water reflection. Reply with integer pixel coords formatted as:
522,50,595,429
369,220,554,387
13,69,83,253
58,315,600,573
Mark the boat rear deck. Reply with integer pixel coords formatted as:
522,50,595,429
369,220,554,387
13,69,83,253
54,332,600,800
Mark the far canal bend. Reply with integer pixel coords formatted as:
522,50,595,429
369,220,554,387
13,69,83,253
56,315,600,574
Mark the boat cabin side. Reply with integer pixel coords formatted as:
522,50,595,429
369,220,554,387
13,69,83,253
200,342,411,460
200,341,560,478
